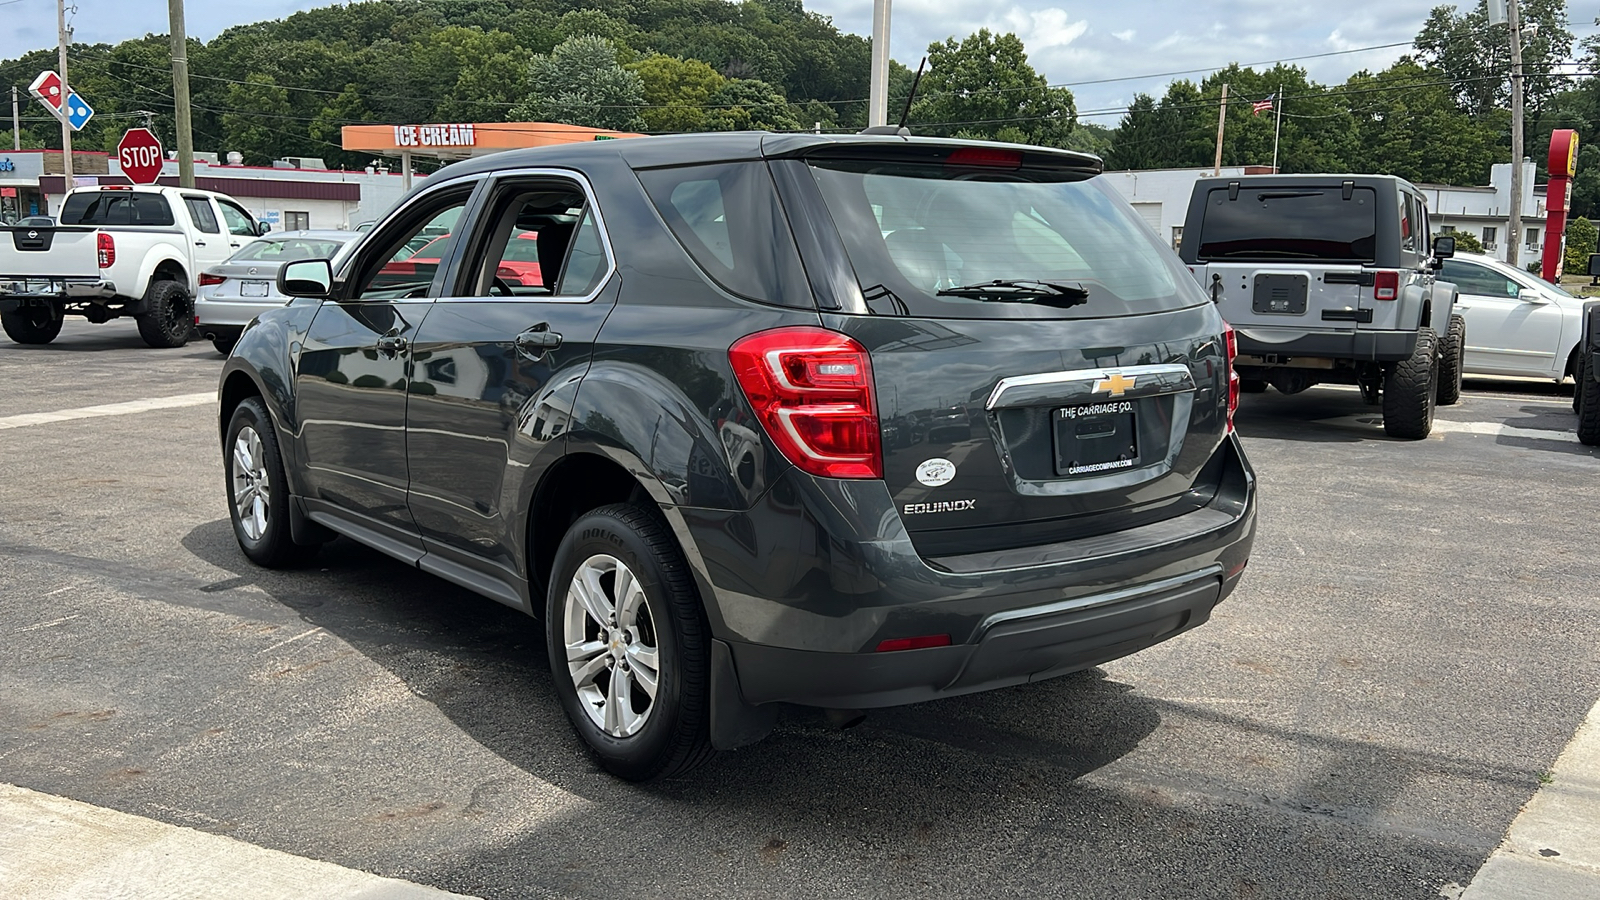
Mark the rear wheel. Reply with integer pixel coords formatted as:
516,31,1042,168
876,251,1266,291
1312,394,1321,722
212,336,237,356
1436,314,1465,406
1238,378,1269,394
225,397,320,567
547,504,713,781
1577,354,1600,446
1,303,62,344
136,280,193,348
1383,329,1437,440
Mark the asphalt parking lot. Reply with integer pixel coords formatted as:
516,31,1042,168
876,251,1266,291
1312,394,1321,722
3,320,1598,900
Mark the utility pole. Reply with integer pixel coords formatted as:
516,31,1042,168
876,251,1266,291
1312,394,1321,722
169,0,195,188
1213,84,1229,176
1507,0,1525,267
868,0,891,127
11,87,19,151
56,0,72,181
1272,85,1284,173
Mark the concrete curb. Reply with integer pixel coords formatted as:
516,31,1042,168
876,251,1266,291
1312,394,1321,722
0,783,476,900
1460,697,1600,899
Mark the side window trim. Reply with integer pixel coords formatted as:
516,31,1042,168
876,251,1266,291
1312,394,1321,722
441,167,617,304
340,176,487,302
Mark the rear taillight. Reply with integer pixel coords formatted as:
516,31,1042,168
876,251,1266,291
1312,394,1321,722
1373,270,1399,301
728,327,882,479
96,232,114,269
876,634,952,652
198,272,225,287
1224,323,1240,433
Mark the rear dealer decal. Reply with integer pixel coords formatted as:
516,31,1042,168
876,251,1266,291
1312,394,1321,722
915,457,957,487
1060,401,1133,418
903,499,976,515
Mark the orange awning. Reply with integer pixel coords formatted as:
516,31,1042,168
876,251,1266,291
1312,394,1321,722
341,122,644,160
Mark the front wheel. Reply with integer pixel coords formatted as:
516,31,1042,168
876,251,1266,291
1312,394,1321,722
135,280,193,348
546,504,713,781
225,397,320,567
1577,354,1600,446
1436,314,1465,406
1383,329,1438,440
1,303,63,344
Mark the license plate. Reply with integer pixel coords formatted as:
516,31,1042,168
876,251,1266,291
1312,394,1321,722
1054,402,1139,477
240,280,270,297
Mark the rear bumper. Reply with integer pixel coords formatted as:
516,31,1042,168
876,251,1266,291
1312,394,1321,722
1235,326,1417,362
0,278,118,303
194,295,286,330
680,434,1256,711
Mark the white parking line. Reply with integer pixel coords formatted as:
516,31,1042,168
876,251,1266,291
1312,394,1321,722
1432,420,1582,444
0,393,213,430
0,783,475,899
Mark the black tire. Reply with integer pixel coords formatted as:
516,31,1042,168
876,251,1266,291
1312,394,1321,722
224,397,320,567
135,280,193,348
1436,314,1465,406
1383,328,1438,440
1239,378,1269,394
1,303,62,344
1577,354,1600,446
212,336,237,356
546,503,713,781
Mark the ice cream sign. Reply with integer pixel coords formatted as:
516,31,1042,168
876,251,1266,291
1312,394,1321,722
392,124,477,148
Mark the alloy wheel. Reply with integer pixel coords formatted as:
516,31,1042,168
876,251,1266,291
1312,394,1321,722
231,426,270,541
563,554,661,738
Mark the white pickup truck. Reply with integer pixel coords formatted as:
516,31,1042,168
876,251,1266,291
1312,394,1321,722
0,185,269,347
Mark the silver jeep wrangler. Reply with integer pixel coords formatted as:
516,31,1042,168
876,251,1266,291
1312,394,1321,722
1178,174,1464,439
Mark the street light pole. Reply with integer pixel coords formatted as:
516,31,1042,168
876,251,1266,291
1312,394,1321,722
1507,0,1525,268
869,0,891,128
169,0,195,188
56,0,72,181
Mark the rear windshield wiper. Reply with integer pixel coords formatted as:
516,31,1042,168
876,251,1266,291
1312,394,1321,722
935,279,1090,307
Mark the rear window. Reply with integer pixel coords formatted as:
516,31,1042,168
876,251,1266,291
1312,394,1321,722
806,159,1192,319
60,191,176,227
230,237,350,263
636,162,812,309
1197,187,1378,262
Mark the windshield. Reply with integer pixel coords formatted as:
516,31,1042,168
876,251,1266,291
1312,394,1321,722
807,160,1195,319
1196,187,1378,262
230,237,349,263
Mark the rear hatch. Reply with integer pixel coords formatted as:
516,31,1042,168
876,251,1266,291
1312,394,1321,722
1188,183,1380,342
785,143,1233,559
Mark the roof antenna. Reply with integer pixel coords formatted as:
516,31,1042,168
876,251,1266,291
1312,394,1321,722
859,56,924,137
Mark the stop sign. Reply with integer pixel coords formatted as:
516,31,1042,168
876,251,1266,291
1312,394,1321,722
117,128,164,185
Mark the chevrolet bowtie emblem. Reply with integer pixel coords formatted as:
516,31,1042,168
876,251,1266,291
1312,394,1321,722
1093,373,1137,397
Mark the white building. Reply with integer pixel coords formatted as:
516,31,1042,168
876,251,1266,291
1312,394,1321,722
29,152,421,231
1105,161,1548,265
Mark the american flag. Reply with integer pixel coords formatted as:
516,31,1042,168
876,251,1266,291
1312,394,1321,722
1252,93,1276,115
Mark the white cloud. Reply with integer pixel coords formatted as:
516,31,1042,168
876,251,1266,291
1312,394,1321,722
1112,30,1136,42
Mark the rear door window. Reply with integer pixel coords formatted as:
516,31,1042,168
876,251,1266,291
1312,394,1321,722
805,158,1190,319
59,191,176,227
636,162,812,308
1196,187,1377,263
182,196,220,234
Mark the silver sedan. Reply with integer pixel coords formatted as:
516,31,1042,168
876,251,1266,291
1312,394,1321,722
195,230,362,354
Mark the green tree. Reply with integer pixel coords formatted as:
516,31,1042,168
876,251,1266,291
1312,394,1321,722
511,35,645,131
908,30,1076,146
1415,0,1574,118
1344,59,1500,185
627,54,726,132
1449,229,1485,253
706,79,801,131
1564,216,1597,274
222,75,293,165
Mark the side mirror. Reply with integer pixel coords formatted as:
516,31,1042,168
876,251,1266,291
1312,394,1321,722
1587,253,1600,278
279,258,333,299
257,221,272,235
1432,235,1455,260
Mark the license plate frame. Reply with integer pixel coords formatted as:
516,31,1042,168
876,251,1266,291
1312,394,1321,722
240,280,270,298
1054,402,1139,477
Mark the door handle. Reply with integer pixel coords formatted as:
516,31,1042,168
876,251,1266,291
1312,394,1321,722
195,240,207,246
515,325,563,358
376,333,408,357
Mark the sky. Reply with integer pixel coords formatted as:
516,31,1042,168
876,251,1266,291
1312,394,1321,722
3,0,1596,124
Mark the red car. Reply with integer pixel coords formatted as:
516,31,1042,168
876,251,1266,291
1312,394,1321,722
394,230,542,287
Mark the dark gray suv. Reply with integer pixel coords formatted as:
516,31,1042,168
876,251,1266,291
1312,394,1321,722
217,133,1257,780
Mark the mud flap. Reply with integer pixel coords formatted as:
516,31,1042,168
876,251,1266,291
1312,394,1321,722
710,639,778,751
